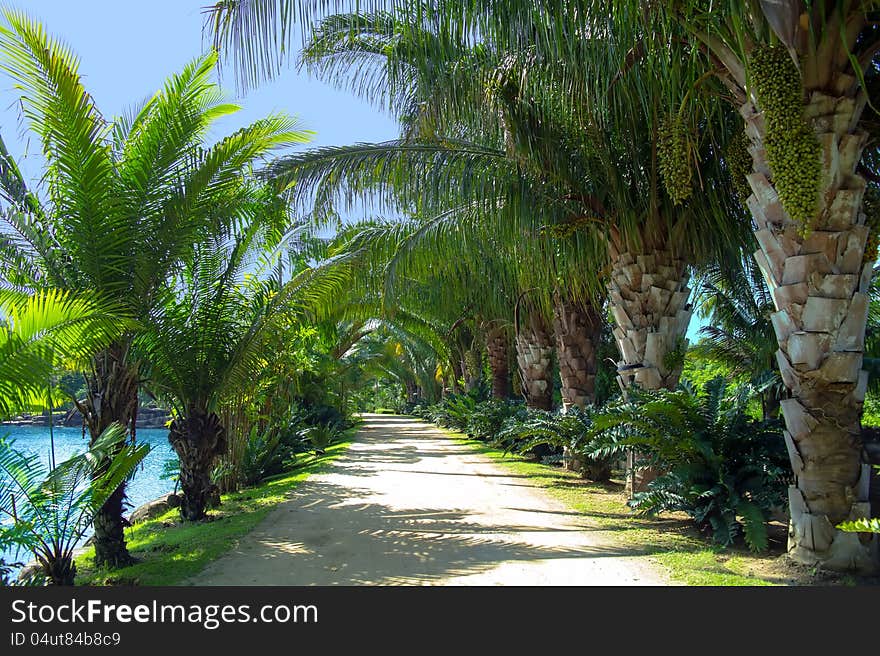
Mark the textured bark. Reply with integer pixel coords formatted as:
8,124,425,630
448,355,463,394
608,247,692,393
742,87,878,571
169,411,227,521
79,343,139,569
486,326,511,399
405,379,418,404
552,296,600,473
515,315,554,411
552,296,601,411
607,246,692,495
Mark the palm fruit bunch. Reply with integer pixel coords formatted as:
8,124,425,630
541,215,595,239
749,44,821,235
658,112,693,205
726,130,753,202
863,185,880,265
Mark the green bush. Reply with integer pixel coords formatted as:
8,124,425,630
588,378,789,551
497,406,620,480
466,399,528,441
422,394,478,432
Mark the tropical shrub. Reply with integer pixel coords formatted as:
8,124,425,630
0,425,149,585
497,407,619,481
424,394,479,432
465,399,528,442
237,424,297,487
303,422,342,456
588,378,789,551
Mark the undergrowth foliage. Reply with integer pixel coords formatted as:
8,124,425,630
588,378,789,552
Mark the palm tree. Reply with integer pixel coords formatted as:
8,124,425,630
208,0,880,571
634,1,880,572
206,2,746,497
276,10,616,409
0,289,146,584
136,205,333,520
473,0,880,574
0,10,307,566
217,5,744,388
0,289,132,419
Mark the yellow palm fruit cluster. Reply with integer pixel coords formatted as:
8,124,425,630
863,186,880,265
726,131,753,202
657,113,693,205
749,44,821,235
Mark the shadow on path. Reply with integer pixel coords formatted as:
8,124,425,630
189,414,668,586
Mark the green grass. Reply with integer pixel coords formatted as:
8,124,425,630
438,428,802,586
74,439,352,586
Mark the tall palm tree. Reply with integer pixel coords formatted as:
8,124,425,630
222,6,743,391
0,10,307,566
635,1,880,572
136,201,347,520
462,0,880,574
279,10,614,407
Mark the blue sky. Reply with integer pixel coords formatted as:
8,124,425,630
0,0,398,185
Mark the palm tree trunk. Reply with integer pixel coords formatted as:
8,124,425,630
79,343,139,569
608,245,693,494
169,411,227,521
463,345,483,391
449,355,463,394
608,246,692,392
486,326,511,399
552,296,601,410
405,379,418,404
515,315,554,411
742,90,878,571
552,295,602,471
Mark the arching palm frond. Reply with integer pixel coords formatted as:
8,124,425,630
0,289,133,418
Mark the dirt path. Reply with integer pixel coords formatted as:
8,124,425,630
189,414,669,585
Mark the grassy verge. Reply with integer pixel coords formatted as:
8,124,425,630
437,427,855,587
74,439,353,586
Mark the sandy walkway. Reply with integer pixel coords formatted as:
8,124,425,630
188,414,669,585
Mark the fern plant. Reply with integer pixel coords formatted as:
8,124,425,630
426,393,479,432
588,378,789,551
0,424,149,585
497,406,620,480
302,422,341,456
465,399,527,442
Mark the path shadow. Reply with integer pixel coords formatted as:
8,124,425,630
192,477,651,586
190,415,667,586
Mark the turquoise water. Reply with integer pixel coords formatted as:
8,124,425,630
1,425,175,570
